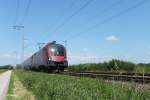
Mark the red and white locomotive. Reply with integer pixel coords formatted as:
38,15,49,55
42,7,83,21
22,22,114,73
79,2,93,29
22,41,68,71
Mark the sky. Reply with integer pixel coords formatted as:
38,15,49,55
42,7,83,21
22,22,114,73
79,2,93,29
0,0,150,65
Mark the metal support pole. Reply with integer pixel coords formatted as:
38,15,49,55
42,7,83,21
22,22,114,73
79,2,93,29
22,30,24,63
13,25,24,65
12,51,18,68
37,43,45,50
63,40,67,49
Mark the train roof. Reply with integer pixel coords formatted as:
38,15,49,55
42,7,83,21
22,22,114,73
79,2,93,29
47,41,64,47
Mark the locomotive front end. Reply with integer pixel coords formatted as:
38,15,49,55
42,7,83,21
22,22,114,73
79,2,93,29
48,44,68,70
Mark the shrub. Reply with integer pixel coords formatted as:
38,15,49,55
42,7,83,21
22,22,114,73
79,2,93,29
68,59,137,72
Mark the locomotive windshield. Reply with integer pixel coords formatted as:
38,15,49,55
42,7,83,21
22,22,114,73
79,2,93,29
51,45,65,56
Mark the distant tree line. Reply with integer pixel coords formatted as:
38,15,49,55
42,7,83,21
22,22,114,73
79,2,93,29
0,65,13,69
68,59,150,73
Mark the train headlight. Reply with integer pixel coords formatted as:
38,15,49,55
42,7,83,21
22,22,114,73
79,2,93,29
51,48,55,52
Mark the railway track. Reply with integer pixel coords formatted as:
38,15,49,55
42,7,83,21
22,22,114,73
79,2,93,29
60,71,150,83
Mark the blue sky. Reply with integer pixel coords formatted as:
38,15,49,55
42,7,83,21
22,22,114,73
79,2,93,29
0,0,150,65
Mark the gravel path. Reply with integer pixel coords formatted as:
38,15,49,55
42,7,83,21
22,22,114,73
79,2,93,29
0,71,12,100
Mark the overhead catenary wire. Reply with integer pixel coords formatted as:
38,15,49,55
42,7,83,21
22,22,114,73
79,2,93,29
14,0,20,25
56,0,124,42
13,0,31,26
39,0,79,44
52,0,94,33
40,0,93,42
85,0,124,24
63,0,124,40
43,0,78,34
20,0,32,25
43,0,122,39
65,0,150,41
55,0,79,22
13,0,32,64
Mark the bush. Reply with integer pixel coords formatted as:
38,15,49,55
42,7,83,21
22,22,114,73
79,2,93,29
68,59,137,72
0,65,13,69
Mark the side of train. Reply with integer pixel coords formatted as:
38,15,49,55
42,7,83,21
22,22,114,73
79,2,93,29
22,41,68,71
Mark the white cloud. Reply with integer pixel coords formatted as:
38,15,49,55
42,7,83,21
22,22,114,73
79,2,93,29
0,54,17,66
106,35,119,42
68,55,114,65
68,51,72,56
83,48,88,52
0,53,33,66
0,54,16,59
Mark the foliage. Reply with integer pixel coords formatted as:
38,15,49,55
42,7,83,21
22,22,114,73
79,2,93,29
0,69,8,73
15,70,150,100
68,59,150,73
68,59,136,71
0,65,13,69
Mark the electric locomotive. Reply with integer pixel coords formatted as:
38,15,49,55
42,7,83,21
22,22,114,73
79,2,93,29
22,41,68,71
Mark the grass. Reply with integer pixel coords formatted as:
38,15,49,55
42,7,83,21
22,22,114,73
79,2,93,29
14,70,150,100
7,71,35,100
0,69,8,73
7,71,14,100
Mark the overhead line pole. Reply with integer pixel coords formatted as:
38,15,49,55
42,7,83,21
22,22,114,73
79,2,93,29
13,0,31,67
13,25,25,65
63,40,67,49
12,51,18,68
22,28,25,64
37,43,45,50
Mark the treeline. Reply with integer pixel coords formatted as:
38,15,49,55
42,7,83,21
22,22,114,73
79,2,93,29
68,59,150,73
0,65,13,69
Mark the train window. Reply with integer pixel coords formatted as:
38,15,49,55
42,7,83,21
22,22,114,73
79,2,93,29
51,46,64,56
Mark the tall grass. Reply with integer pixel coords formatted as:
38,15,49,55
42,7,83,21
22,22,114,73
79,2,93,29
15,70,150,100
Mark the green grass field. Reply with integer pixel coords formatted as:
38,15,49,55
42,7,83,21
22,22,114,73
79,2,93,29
0,69,7,73
9,70,150,100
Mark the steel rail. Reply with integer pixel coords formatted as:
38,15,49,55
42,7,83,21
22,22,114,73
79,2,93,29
60,71,150,83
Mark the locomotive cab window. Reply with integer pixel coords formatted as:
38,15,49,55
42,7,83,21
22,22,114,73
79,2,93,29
50,45,65,56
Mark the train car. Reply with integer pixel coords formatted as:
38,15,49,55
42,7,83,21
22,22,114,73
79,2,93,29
22,41,68,71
